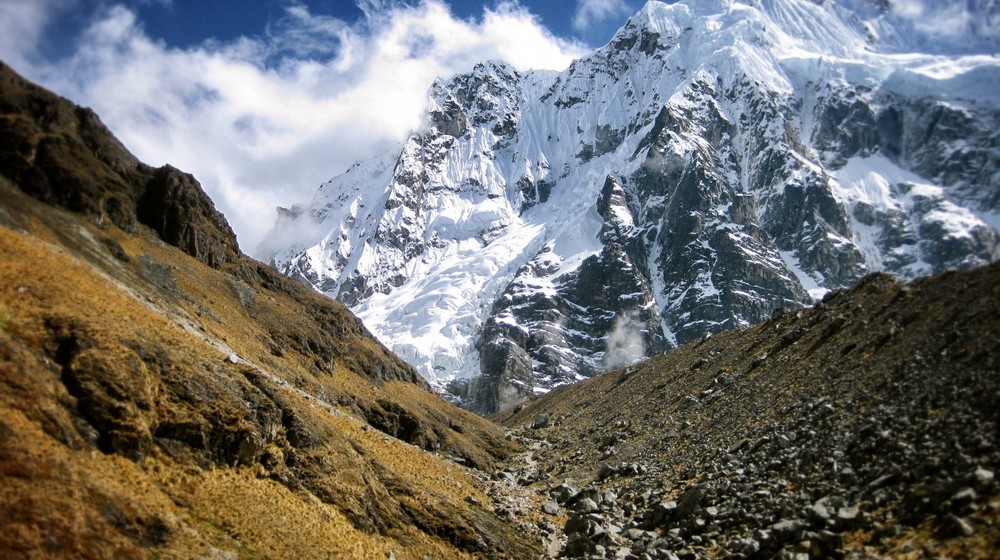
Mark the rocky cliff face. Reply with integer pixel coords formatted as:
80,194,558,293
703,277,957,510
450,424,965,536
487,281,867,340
0,61,241,269
268,0,1000,413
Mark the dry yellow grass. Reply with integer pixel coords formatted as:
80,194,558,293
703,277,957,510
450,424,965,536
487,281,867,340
0,63,537,558
0,186,539,558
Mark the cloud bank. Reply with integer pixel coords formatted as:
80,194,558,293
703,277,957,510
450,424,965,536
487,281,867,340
888,0,1000,47
0,0,586,258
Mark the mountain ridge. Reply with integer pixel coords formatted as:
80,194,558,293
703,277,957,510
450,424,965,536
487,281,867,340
269,0,1000,414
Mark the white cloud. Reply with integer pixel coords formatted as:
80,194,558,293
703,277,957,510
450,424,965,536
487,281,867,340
573,0,632,33
0,0,73,70
887,0,999,48
0,0,586,258
891,0,925,19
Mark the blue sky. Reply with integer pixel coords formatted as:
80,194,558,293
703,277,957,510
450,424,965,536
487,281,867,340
118,1,641,50
0,0,645,256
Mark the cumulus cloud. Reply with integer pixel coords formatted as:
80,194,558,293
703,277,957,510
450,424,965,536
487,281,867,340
891,0,969,36
891,0,926,19
573,0,632,33
0,0,73,70
0,0,585,258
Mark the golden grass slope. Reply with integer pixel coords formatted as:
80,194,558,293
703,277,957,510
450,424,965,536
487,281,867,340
0,179,542,558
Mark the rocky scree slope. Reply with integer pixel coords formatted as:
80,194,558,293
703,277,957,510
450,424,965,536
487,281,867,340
0,61,545,559
268,0,1000,414
497,262,1000,559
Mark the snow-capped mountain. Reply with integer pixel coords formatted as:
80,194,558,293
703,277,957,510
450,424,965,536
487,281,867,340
267,0,1000,413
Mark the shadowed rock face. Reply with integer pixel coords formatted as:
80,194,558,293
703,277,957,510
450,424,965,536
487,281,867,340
459,176,668,414
0,61,240,269
136,165,238,269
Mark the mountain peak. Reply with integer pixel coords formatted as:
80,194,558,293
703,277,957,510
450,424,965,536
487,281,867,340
269,0,1000,413
613,0,700,45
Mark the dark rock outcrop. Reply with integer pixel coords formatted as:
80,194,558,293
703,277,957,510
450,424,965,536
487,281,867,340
136,165,238,268
0,61,239,268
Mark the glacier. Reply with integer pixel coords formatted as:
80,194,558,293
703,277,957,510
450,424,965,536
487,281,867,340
267,0,1000,413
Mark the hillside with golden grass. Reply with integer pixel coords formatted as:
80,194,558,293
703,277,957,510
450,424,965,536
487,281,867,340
0,62,544,559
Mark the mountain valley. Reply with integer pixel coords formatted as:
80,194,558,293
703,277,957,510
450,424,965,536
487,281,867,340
1,1,999,559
